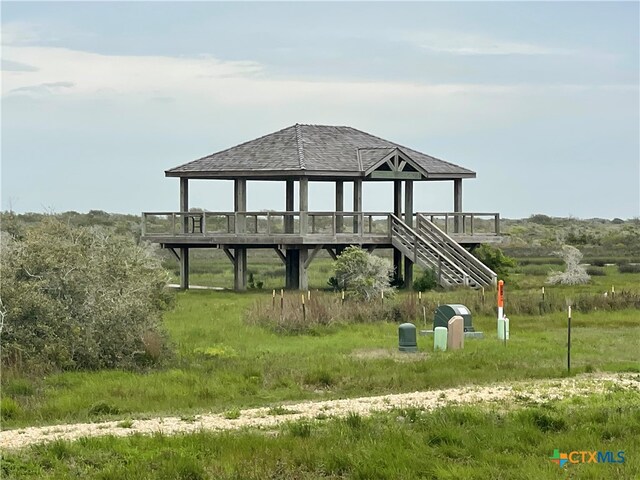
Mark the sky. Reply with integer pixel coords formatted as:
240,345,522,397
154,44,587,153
1,1,639,219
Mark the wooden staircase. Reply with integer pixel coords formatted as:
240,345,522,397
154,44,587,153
390,214,497,288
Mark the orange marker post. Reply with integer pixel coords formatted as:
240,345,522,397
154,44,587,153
497,280,505,337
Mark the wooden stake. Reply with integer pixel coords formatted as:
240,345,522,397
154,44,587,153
301,294,306,322
280,289,284,320
341,290,345,305
272,289,276,308
567,305,572,374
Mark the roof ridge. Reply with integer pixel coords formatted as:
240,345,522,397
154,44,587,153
295,123,306,170
344,126,473,173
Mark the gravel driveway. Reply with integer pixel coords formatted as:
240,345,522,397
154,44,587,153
2,372,638,451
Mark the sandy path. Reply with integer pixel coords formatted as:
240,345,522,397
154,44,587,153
2,373,638,451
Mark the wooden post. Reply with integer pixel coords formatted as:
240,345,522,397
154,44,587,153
179,177,189,290
299,177,308,235
298,248,309,291
234,248,247,291
393,180,403,284
301,294,306,322
179,248,189,290
233,179,247,291
453,178,462,234
280,289,284,321
404,180,414,288
285,249,300,290
567,305,572,374
234,179,247,234
393,180,402,219
285,180,294,233
353,179,362,233
336,181,344,234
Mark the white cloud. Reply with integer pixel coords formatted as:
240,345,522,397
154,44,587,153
1,44,635,141
406,30,579,56
1,44,528,105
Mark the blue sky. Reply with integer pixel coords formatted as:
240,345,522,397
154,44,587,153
2,1,639,218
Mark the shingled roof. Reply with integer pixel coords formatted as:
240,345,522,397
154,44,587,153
165,124,476,180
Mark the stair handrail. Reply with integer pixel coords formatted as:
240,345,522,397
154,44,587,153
390,214,470,286
415,217,492,286
416,215,496,287
416,214,497,286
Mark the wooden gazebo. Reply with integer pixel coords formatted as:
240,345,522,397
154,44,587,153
141,124,500,290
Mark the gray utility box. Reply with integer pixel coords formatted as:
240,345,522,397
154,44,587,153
434,304,474,332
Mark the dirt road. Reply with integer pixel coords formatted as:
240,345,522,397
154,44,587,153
2,372,637,451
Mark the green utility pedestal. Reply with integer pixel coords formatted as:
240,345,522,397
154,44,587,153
398,323,418,353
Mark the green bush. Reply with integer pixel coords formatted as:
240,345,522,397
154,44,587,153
472,244,516,279
586,267,606,276
413,269,437,292
619,263,640,274
0,219,174,372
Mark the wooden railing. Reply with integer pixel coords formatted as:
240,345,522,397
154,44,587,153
141,211,392,237
419,212,500,236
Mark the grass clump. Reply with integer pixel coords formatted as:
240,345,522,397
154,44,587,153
268,405,298,416
88,402,120,417
223,408,240,420
0,397,22,420
117,419,134,429
288,420,312,438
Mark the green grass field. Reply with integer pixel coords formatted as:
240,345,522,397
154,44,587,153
2,390,638,479
2,286,639,429
2,257,639,479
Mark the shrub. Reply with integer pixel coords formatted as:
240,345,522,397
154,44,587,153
619,263,640,274
0,219,174,372
413,269,437,292
586,267,606,276
334,246,394,301
547,245,590,285
472,245,516,279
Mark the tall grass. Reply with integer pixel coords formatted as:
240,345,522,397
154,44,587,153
246,288,640,334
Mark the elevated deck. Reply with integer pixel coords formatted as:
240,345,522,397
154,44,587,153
141,211,502,248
